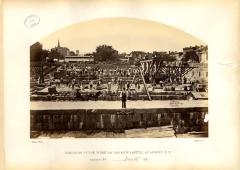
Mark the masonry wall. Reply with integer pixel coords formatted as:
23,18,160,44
31,108,208,134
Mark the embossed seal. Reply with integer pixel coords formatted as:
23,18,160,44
24,14,40,28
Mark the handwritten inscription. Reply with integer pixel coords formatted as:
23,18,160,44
31,140,43,143
169,100,183,107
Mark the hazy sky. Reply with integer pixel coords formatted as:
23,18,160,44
40,18,205,53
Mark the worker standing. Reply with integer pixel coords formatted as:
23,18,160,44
120,88,127,108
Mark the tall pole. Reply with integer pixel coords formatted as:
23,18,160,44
40,54,44,83
138,67,152,101
130,70,137,86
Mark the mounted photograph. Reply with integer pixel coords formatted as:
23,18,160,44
30,18,208,138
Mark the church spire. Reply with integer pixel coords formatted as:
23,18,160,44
58,39,60,47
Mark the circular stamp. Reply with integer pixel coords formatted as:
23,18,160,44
24,14,40,28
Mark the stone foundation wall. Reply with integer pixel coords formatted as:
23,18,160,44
31,108,208,133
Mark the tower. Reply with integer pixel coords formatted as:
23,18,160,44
57,39,60,47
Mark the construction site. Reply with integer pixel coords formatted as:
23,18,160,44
30,43,208,138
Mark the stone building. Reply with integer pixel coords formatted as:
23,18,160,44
183,45,208,63
51,40,70,58
183,45,208,83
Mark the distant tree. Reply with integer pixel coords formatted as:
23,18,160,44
69,51,76,56
119,52,127,58
48,50,63,61
145,52,153,60
94,45,119,62
153,51,176,62
41,50,49,60
131,51,146,59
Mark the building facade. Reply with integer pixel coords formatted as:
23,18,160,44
65,54,94,62
183,45,208,83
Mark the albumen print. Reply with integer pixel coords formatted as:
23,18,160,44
30,18,208,138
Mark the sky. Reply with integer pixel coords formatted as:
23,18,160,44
40,18,205,54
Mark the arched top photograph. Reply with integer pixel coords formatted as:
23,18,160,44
30,18,208,138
